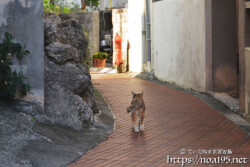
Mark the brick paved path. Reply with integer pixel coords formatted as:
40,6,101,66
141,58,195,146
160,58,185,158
69,73,250,167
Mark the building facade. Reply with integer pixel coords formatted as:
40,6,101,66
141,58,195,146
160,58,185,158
126,0,249,117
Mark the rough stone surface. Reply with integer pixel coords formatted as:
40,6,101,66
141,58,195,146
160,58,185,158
46,42,75,64
0,89,114,167
44,82,94,130
45,56,91,95
44,13,87,63
20,90,114,167
0,100,45,167
43,13,98,131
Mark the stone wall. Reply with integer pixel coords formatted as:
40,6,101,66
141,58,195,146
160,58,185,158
0,0,44,106
44,13,98,131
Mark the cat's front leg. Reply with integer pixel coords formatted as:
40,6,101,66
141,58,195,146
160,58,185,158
139,110,145,131
131,112,139,132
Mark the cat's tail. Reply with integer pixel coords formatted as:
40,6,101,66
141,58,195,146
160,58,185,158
127,105,136,113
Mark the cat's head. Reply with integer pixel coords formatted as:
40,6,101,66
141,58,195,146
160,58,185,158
132,91,143,98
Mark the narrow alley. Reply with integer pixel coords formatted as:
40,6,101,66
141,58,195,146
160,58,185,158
69,72,250,167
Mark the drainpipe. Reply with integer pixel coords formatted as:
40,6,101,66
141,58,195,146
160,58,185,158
109,0,112,10
145,0,151,64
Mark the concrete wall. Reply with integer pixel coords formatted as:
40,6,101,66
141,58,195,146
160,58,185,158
99,0,128,10
127,0,145,73
112,9,128,72
0,0,44,105
211,0,237,92
70,11,100,57
151,0,206,91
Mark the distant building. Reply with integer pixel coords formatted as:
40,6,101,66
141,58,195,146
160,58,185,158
57,0,81,7
99,0,128,10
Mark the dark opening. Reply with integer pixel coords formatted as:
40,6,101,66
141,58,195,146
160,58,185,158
99,10,113,66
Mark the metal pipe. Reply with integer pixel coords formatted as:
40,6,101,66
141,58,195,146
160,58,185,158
145,0,151,63
109,0,112,10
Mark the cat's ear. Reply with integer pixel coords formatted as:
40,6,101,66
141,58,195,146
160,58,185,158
132,91,135,95
141,91,144,96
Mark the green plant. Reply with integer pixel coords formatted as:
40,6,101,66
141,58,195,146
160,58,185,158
83,31,93,70
92,52,109,59
30,117,36,122
0,32,31,99
43,0,81,14
43,0,56,13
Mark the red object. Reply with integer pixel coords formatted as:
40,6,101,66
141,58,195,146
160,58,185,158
114,33,123,65
93,58,107,67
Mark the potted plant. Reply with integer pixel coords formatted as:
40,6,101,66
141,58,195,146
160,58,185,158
92,52,109,67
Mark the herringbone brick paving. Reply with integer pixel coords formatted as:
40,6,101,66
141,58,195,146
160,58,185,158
69,73,250,167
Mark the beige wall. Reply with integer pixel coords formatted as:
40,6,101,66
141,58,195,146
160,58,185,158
70,11,100,57
151,0,206,91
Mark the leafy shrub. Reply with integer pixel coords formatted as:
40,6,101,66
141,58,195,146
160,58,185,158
92,52,109,59
0,32,31,99
83,31,93,70
43,0,80,14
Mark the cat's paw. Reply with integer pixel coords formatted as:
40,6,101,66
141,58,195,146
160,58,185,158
140,124,144,131
134,126,139,132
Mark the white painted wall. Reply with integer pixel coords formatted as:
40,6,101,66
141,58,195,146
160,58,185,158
127,0,145,72
151,0,206,91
